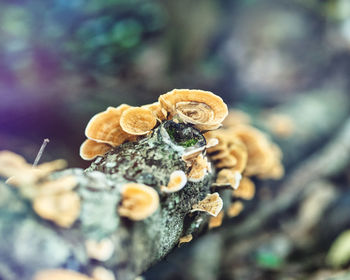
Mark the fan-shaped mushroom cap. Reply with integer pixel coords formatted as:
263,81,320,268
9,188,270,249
0,150,27,171
119,183,159,221
228,138,248,173
142,102,167,121
159,89,228,130
191,192,223,216
229,125,282,177
120,107,157,135
34,269,93,280
92,266,115,280
181,146,205,165
227,201,244,217
85,238,114,261
34,175,77,196
233,177,255,200
161,170,187,193
0,151,67,187
85,105,137,146
188,154,209,182
215,169,242,190
214,155,237,169
206,138,219,149
208,210,224,229
33,191,81,228
80,139,112,160
178,234,193,245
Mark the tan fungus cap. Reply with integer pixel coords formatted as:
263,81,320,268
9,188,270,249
80,139,112,160
191,192,223,217
120,107,157,135
161,170,187,193
118,183,159,221
85,105,137,146
159,89,228,130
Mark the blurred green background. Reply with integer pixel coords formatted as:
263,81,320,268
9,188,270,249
0,0,350,168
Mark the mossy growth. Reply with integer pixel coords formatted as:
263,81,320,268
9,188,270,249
164,121,205,148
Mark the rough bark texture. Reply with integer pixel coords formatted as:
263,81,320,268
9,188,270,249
0,90,349,280
0,121,214,280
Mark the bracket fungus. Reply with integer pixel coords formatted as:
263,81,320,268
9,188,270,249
118,183,160,221
188,154,210,182
33,189,80,228
34,269,93,280
159,89,228,130
142,102,167,121
233,177,255,200
227,201,244,218
80,139,112,161
84,105,137,147
85,238,115,262
208,210,224,229
120,107,157,135
178,234,193,246
161,170,187,193
215,169,242,190
191,192,223,217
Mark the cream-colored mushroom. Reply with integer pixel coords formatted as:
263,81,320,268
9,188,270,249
208,210,224,229
206,138,219,149
159,89,228,130
92,266,116,280
181,146,205,165
215,169,242,190
161,170,187,193
188,154,209,182
120,107,157,135
178,234,193,246
233,177,255,200
85,238,114,261
85,105,137,146
80,139,112,160
118,183,159,221
142,102,167,121
227,201,244,218
34,269,93,280
33,190,81,228
191,192,223,217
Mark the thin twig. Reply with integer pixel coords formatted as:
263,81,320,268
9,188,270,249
33,138,50,167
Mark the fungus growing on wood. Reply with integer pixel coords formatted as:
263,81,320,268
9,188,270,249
215,169,242,190
233,177,255,200
206,137,219,149
92,266,116,280
85,238,114,261
191,192,223,217
118,183,160,221
34,269,93,280
227,201,244,218
33,190,81,228
120,107,157,135
208,210,224,229
159,89,228,130
181,146,205,165
178,234,193,245
188,154,210,182
142,102,167,121
80,139,112,160
0,151,67,186
229,125,284,178
85,105,136,147
161,170,187,193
